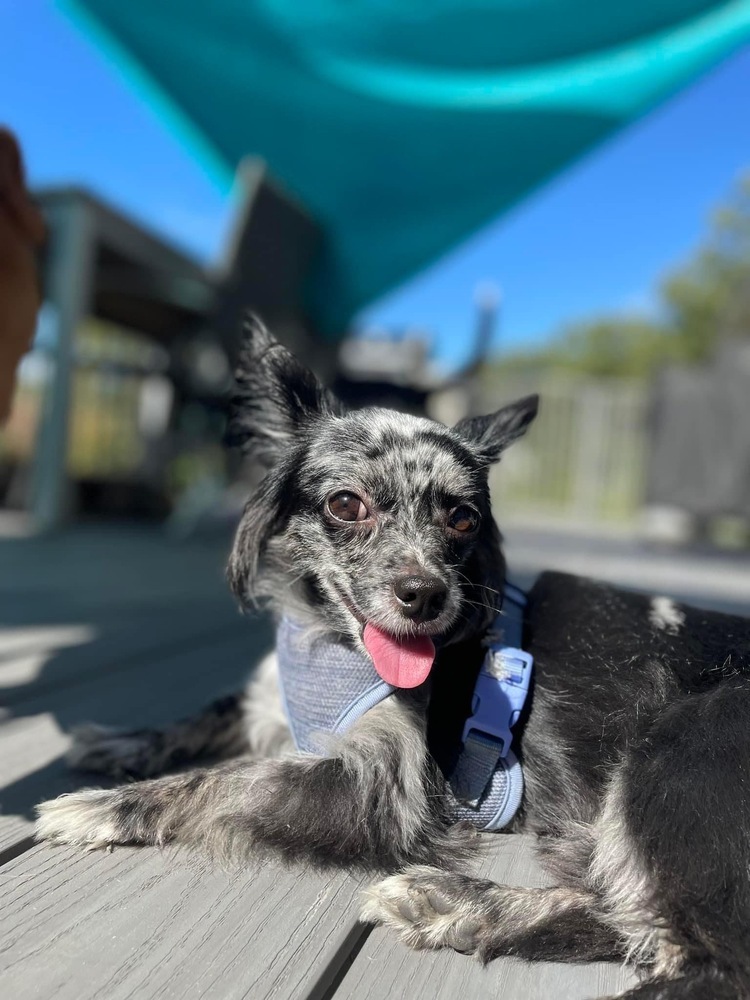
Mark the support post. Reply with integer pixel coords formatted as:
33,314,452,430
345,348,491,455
30,195,95,532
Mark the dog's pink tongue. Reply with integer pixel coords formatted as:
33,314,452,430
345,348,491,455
363,623,436,689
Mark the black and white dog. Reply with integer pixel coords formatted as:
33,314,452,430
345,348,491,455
37,319,750,999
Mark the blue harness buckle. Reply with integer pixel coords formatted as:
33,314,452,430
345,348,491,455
450,642,533,813
461,646,533,757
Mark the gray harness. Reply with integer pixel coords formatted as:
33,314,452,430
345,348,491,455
276,583,532,831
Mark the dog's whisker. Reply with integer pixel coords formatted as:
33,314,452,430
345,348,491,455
453,570,503,597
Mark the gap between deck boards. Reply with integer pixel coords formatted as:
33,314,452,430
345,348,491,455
0,833,34,867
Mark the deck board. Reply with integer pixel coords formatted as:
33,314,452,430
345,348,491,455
0,843,367,1000
337,834,638,1000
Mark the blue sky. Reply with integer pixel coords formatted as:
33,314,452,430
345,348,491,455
3,1,750,370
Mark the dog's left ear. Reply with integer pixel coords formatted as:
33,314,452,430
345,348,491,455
454,394,539,464
225,314,343,466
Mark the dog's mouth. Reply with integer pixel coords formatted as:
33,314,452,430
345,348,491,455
362,623,436,689
338,591,437,689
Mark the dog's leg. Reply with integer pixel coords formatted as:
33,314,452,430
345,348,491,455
362,866,622,963
68,653,292,779
67,694,249,780
38,697,473,870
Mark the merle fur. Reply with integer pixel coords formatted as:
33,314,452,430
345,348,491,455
36,316,750,998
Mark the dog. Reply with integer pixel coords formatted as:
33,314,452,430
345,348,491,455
36,317,750,999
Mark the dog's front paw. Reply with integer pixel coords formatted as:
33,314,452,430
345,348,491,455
35,789,124,851
67,723,157,779
362,865,497,958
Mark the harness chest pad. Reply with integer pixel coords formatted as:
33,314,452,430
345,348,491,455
276,618,394,755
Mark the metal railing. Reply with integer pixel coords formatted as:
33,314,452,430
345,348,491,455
483,374,649,525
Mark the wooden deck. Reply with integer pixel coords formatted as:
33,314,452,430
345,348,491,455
0,524,641,999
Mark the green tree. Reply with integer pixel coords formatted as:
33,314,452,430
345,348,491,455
661,173,750,361
489,172,750,381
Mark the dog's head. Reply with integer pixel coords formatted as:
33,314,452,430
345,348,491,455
226,316,537,687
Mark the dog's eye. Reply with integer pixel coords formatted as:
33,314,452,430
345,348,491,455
327,492,368,523
448,505,479,533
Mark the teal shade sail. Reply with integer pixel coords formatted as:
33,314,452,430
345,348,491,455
62,1,750,334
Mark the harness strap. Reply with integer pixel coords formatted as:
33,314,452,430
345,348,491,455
444,587,531,829
449,731,506,806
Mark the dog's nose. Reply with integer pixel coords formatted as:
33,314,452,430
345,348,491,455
393,575,447,622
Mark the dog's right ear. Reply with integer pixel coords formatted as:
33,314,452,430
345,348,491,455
225,314,343,466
